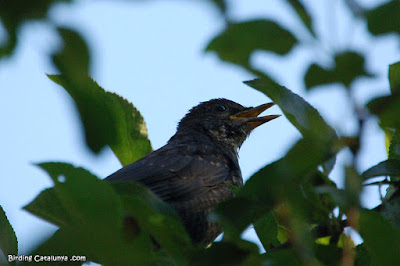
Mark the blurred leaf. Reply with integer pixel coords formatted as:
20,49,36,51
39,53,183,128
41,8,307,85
0,0,72,58
384,127,396,155
24,188,70,227
206,20,297,67
304,51,373,90
34,162,153,264
344,166,361,209
367,91,400,129
379,188,400,230
216,197,272,238
244,78,338,174
50,27,150,160
24,229,86,266
314,244,342,265
253,211,280,250
370,62,400,137
389,61,400,93
245,78,337,145
389,129,400,160
262,249,301,265
217,136,340,240
48,74,152,164
190,241,261,265
111,183,193,262
0,205,18,262
209,0,227,14
286,0,315,37
359,209,400,265
355,244,372,266
52,27,90,82
300,171,337,223
366,0,400,36
362,159,400,180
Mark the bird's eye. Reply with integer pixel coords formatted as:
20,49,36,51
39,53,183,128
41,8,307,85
217,105,227,112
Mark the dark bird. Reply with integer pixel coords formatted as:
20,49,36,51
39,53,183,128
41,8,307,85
105,98,279,246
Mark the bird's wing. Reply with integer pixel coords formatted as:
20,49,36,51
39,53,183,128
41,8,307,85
105,144,232,202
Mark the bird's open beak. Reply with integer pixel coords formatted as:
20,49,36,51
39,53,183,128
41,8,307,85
230,103,280,130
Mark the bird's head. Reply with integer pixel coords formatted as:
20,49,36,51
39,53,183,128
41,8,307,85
176,98,280,151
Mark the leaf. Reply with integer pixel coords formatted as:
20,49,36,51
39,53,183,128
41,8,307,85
244,78,338,174
304,51,373,90
314,244,342,265
24,229,86,266
389,61,400,93
0,205,18,261
0,0,72,58
344,166,361,209
355,244,372,266
389,130,400,160
245,78,337,145
190,241,261,265
253,211,280,251
359,210,400,265
362,159,400,180
48,74,152,165
110,182,193,261
366,1,400,36
209,0,227,14
206,20,297,67
33,162,153,264
262,249,301,265
217,137,339,237
23,188,70,227
367,91,400,129
52,27,90,82
286,0,315,37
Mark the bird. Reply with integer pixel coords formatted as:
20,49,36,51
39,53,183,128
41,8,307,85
105,98,280,246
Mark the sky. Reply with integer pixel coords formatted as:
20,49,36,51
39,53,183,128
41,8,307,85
1,0,399,255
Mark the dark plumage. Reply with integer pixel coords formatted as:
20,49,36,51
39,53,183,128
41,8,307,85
105,98,279,245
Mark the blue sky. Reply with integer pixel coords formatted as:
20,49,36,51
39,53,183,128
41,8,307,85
1,0,398,254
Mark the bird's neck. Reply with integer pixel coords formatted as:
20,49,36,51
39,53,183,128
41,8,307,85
168,128,240,156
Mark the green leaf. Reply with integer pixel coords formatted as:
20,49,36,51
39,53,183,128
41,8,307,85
206,20,297,67
0,205,18,262
245,78,337,145
52,27,90,82
314,244,342,265
359,209,400,265
0,0,72,58
253,211,280,251
24,229,86,266
344,166,361,209
34,162,153,264
355,244,372,266
110,182,193,261
190,241,261,265
217,137,339,237
362,159,400,180
286,0,315,37
304,51,373,90
262,249,301,265
244,78,338,174
23,188,70,227
389,129,400,160
389,61,400,93
367,91,400,129
209,0,227,14
48,74,152,165
366,1,400,36
51,27,152,161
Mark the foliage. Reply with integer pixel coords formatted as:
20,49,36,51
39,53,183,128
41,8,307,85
1,0,400,265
